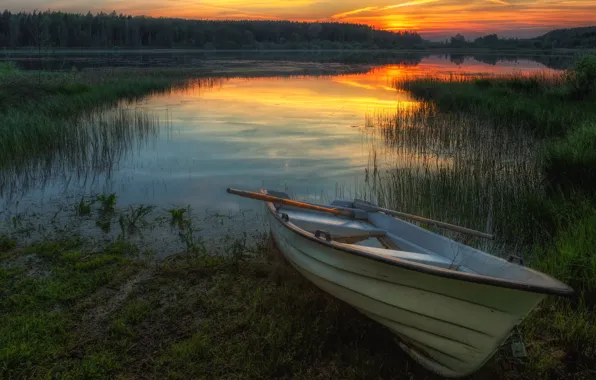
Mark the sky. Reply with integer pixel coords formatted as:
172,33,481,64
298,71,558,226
4,0,596,40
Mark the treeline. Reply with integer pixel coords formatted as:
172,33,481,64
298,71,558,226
536,27,596,49
0,10,423,50
444,28,596,49
443,33,543,49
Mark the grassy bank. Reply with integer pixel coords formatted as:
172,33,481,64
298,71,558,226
0,212,592,380
2,58,596,379
391,55,596,247
0,232,425,380
360,55,596,378
399,55,596,138
0,61,367,174
0,62,197,169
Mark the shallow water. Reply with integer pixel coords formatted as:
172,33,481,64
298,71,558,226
1,56,560,241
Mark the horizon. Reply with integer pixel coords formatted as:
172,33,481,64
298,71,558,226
3,0,596,40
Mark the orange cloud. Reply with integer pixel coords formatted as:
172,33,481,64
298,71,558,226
380,0,443,10
336,0,596,37
332,6,380,19
332,0,441,19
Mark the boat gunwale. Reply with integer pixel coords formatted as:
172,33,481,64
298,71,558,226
263,190,573,297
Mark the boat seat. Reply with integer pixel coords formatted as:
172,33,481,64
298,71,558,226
387,251,462,271
333,231,387,244
283,209,383,237
355,245,468,272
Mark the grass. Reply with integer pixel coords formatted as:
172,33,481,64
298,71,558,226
534,213,596,297
0,62,18,76
358,54,596,378
0,103,161,198
400,76,595,138
2,214,595,379
398,56,596,138
364,103,547,246
383,56,596,248
2,56,596,378
2,209,425,380
3,226,592,380
0,69,177,169
0,238,143,379
543,121,596,191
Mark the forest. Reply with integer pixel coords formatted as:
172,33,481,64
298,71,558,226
448,27,596,49
0,10,423,50
0,10,594,50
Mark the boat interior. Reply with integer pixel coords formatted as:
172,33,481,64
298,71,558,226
265,190,572,293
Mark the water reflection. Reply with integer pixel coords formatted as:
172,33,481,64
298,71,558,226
1,57,561,216
6,51,575,71
0,108,160,198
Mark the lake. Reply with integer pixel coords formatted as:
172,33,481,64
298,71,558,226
0,54,561,245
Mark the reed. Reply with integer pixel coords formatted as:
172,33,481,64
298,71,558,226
396,57,596,138
0,67,224,177
542,121,596,192
362,60,596,377
0,106,161,198
362,104,545,247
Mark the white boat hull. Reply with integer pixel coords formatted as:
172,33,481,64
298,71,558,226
267,211,546,377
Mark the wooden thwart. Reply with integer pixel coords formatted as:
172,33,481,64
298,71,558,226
333,231,387,244
378,236,401,250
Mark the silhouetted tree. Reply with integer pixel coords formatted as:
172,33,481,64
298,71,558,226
0,10,424,50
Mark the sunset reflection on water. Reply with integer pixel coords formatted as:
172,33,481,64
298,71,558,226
3,56,558,213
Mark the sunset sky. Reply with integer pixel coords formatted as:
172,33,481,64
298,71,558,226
5,0,596,39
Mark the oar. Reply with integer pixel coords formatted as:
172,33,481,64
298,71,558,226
227,188,354,218
354,199,494,240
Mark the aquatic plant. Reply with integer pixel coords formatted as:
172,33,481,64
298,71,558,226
363,103,542,246
75,197,94,217
118,205,155,236
176,209,206,259
168,207,188,231
0,235,16,252
97,193,117,216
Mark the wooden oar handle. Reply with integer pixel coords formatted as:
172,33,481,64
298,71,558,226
354,199,494,240
226,188,354,217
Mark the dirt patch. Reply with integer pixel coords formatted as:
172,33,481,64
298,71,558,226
70,267,151,345
2,252,51,278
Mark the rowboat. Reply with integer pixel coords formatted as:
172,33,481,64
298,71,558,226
227,188,573,377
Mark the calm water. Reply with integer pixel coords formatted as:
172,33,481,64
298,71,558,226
1,56,559,218
4,50,575,70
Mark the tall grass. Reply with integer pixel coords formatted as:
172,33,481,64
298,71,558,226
364,56,596,376
397,57,596,138
362,104,547,247
0,68,228,197
372,55,596,266
0,107,160,198
0,61,18,76
534,212,596,296
543,121,596,191
0,67,223,167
